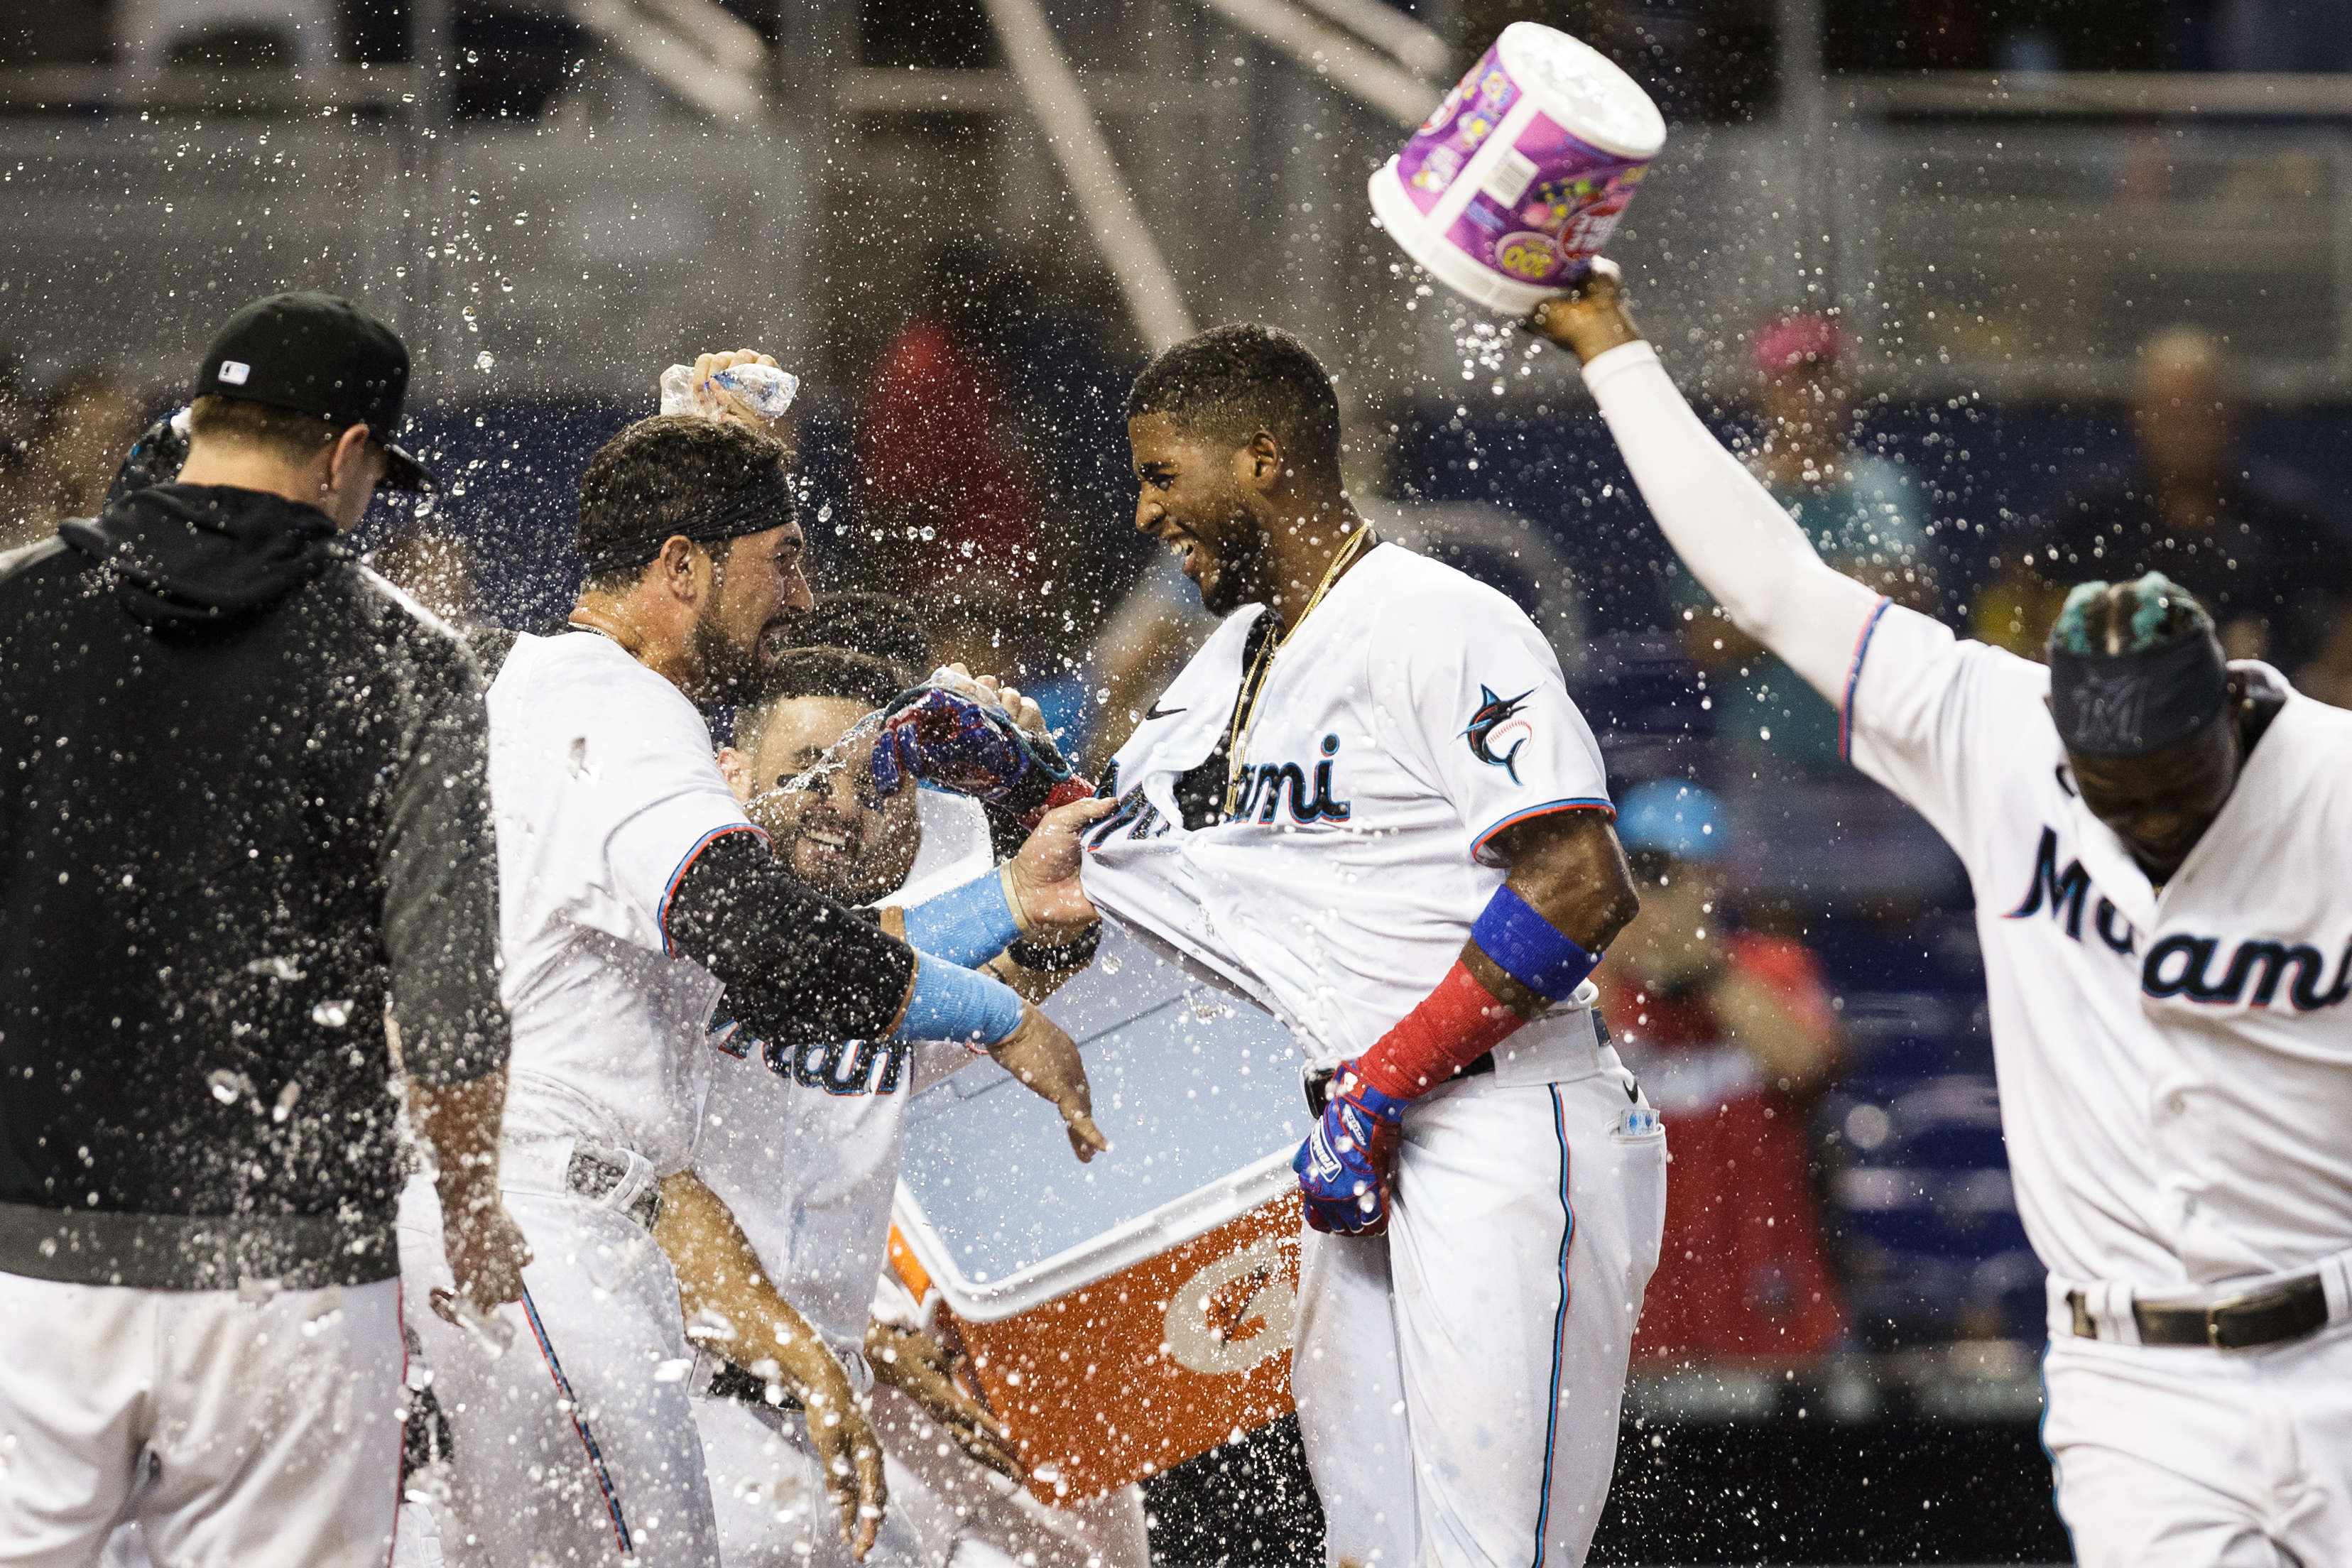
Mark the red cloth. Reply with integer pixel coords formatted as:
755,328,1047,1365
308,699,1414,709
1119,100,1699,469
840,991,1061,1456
1598,933,1849,1361
854,318,1042,594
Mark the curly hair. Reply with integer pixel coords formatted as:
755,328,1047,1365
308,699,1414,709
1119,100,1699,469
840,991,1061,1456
1125,323,1343,481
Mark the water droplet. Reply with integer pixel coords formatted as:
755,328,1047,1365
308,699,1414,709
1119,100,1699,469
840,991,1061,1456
311,999,354,1028
475,352,495,372
208,1070,240,1104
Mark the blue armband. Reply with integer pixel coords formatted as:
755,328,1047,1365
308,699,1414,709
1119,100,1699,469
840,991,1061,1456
893,955,1025,1049
901,869,1023,968
1470,886,1600,1003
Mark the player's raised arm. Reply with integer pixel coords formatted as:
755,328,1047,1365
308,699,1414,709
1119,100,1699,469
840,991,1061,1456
1528,264,1888,708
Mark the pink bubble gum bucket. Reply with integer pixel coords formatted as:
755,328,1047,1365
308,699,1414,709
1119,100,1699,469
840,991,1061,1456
1369,23,1665,315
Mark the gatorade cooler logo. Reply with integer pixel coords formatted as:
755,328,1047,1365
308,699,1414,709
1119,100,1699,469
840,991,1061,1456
1161,1237,1296,1376
1493,231,1560,281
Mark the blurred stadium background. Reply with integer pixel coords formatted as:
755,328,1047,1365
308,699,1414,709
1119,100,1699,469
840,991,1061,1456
9,0,2352,1561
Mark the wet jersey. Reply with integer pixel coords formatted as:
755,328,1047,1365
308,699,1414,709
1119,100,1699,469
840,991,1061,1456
489,631,753,1175
1079,541,1613,1069
1846,608,2352,1292
693,793,991,1347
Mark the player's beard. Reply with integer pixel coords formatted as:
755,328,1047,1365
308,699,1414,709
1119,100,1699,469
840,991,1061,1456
1197,507,1275,618
690,593,782,702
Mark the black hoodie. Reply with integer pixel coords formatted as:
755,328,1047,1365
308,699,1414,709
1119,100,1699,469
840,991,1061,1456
0,484,509,1290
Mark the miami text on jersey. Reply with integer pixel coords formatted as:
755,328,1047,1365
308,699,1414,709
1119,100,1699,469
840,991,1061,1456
1229,734,1353,824
711,1020,914,1096
2008,827,2352,1011
1464,685,1535,783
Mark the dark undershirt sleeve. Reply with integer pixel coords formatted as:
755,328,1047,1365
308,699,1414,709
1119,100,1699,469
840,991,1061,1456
662,830,918,1043
381,643,511,1086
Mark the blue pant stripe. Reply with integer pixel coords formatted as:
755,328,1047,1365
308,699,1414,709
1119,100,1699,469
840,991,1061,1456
521,1286,636,1557
1530,1084,1577,1567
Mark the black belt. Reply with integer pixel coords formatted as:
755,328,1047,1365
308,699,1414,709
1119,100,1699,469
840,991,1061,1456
2068,1274,2331,1351
565,1149,663,1231
1303,1052,1493,1117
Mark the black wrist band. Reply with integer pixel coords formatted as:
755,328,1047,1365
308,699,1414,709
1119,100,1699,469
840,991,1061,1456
1007,922,1101,972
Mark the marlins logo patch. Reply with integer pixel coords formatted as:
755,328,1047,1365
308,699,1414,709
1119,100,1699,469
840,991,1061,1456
1463,685,1535,783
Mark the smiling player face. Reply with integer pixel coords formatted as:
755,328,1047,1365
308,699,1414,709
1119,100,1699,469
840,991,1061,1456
731,693,922,900
1128,411,1276,616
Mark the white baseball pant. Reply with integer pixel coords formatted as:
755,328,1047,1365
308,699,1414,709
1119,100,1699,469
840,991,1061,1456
2044,1316,2352,1565
695,1385,935,1567
0,1270,404,1567
867,1384,1150,1568
1291,1062,1667,1568
398,1178,719,1567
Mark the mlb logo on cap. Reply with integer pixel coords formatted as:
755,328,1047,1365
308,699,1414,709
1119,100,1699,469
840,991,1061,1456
196,290,434,491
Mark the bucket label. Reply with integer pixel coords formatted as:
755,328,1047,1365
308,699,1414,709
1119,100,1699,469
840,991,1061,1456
1396,40,1520,213
1444,114,1648,288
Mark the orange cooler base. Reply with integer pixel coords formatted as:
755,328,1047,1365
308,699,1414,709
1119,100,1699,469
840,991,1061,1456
933,1196,1302,1505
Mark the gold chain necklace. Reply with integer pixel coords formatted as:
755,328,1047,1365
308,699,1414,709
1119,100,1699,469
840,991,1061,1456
1221,521,1376,820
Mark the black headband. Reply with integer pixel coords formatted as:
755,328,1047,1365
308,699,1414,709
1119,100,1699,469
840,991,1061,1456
2048,630,2229,757
577,472,798,577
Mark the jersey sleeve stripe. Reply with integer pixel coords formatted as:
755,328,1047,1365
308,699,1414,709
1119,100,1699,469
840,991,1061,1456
1837,597,1895,762
656,822,769,957
1469,797,1616,864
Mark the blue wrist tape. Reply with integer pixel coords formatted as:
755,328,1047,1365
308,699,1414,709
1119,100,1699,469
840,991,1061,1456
893,955,1025,1047
1470,886,1600,1003
901,871,1023,969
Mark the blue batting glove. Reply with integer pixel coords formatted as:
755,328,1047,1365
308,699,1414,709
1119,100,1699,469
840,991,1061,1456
1294,1062,1410,1236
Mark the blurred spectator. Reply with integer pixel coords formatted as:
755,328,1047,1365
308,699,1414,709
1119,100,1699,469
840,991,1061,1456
2212,0,2352,70
1596,782,1849,1362
1971,326,2352,690
1677,317,1926,773
855,242,1047,599
0,370,148,552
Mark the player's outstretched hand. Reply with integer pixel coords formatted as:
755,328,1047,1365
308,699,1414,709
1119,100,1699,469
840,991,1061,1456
865,1319,1025,1481
766,1341,889,1561
1526,258,1645,366
1294,1062,1407,1236
1005,795,1118,937
435,1189,533,1323
939,663,1047,740
989,1003,1111,1163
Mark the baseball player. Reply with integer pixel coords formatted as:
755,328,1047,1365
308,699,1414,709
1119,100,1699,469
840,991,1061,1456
0,293,528,1567
1536,267,2352,1566
1075,325,1667,1568
399,408,1106,1568
694,644,1114,1567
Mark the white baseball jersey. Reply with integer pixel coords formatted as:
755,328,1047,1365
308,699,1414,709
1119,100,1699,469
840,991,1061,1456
1079,541,1613,1070
693,792,993,1351
488,629,755,1175
1845,606,2352,1293
1076,540,1662,1568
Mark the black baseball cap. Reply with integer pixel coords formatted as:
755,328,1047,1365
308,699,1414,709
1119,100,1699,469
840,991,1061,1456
197,291,434,491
